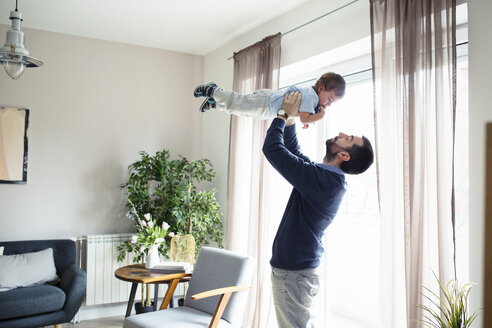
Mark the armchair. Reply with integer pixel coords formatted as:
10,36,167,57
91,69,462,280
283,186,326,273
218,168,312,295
0,239,86,328
124,246,254,328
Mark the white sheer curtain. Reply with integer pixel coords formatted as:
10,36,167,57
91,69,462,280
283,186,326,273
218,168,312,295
225,33,287,328
370,0,457,327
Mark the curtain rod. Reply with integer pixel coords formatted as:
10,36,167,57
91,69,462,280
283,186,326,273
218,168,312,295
227,0,360,60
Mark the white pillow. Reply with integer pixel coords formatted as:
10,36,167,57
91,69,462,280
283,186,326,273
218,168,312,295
0,248,58,292
0,246,3,255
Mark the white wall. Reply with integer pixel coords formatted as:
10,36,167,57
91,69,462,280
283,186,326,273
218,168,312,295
0,26,203,241
468,0,492,326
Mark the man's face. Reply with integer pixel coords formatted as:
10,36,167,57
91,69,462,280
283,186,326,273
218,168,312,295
317,86,340,110
325,133,364,161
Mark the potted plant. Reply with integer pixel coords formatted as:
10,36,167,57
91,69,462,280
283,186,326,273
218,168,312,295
165,155,224,262
116,149,223,263
418,273,482,327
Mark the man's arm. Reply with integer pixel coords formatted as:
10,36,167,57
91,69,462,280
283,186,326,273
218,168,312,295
278,92,312,162
264,93,322,195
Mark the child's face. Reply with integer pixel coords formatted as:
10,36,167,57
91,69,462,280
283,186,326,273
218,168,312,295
317,86,340,110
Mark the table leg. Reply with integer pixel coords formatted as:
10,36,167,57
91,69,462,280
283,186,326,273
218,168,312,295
126,283,138,318
153,284,159,311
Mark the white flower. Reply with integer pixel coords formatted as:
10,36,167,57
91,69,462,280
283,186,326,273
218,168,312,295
148,221,153,228
155,238,164,244
168,232,175,237
140,220,146,227
139,246,145,253
162,222,170,230
130,235,138,244
144,213,151,221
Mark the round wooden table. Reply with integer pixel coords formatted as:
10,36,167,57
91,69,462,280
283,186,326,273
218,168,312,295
114,264,191,317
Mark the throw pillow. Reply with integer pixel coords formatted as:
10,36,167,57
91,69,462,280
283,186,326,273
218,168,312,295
0,247,3,255
0,248,58,292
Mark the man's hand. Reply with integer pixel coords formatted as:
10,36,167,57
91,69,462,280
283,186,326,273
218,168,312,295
281,91,301,117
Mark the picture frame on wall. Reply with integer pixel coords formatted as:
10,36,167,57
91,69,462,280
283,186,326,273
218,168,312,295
0,107,29,184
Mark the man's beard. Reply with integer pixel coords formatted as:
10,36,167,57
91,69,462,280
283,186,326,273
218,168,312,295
325,139,340,162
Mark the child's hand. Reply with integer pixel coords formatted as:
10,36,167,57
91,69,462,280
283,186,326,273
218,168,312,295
302,123,310,129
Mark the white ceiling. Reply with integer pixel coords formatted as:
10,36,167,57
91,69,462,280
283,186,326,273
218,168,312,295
0,0,310,55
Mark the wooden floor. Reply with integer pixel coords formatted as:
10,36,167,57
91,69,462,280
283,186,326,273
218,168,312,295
61,316,125,328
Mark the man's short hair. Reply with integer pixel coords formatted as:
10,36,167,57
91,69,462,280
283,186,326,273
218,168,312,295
314,72,346,98
340,136,374,175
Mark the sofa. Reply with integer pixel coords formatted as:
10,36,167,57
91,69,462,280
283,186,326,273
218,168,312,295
0,239,86,328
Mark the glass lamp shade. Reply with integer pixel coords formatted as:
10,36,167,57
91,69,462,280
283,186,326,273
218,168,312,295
0,9,43,79
4,59,25,79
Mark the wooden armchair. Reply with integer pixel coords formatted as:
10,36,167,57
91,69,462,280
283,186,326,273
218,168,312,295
124,247,254,328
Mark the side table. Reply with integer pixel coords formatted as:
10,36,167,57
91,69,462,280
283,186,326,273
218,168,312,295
115,263,191,317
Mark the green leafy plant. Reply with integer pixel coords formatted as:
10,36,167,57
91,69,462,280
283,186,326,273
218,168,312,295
116,149,224,263
419,273,482,328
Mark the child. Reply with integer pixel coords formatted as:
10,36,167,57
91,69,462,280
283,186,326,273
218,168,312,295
194,72,345,128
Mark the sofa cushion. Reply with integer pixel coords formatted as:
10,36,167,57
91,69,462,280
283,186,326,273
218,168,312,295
0,248,58,292
0,284,65,320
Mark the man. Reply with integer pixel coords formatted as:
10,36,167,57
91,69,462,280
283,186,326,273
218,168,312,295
262,92,374,327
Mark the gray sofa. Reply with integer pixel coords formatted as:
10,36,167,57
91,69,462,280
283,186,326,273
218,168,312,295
0,239,86,328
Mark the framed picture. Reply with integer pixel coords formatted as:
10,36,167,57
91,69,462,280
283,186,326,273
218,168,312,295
0,107,29,184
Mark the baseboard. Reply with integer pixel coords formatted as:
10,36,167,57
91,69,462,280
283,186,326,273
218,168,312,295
77,295,185,321
79,302,129,321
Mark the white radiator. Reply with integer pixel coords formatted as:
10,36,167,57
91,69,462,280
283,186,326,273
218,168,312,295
78,234,183,307
78,233,135,306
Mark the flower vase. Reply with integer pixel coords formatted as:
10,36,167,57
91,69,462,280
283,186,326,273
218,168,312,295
170,234,195,263
145,244,160,269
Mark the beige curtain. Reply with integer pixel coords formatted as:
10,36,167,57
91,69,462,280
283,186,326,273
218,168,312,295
370,0,456,327
226,33,283,328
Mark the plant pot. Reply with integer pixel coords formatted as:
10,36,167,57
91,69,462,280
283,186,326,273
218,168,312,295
170,234,195,263
134,301,154,314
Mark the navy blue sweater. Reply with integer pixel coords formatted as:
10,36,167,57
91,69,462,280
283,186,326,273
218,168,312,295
263,118,347,270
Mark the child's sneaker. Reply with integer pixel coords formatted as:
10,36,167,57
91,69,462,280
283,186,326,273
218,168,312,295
199,97,216,112
194,83,217,98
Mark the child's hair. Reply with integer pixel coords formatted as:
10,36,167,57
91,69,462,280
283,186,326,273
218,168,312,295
314,72,346,98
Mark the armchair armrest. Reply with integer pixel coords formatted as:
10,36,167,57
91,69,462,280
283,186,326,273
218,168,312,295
58,264,87,320
193,285,251,328
191,285,251,300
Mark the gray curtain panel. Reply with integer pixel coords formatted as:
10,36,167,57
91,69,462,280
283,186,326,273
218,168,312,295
370,1,457,327
226,33,281,328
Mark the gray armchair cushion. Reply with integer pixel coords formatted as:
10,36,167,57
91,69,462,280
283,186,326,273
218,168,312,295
185,247,253,325
124,306,232,328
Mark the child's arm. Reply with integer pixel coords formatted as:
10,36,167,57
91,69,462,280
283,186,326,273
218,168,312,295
299,107,326,124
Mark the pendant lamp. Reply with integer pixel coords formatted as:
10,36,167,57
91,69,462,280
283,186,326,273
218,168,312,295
0,0,43,79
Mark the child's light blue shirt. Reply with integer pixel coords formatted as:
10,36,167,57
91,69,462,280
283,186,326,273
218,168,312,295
268,85,319,117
